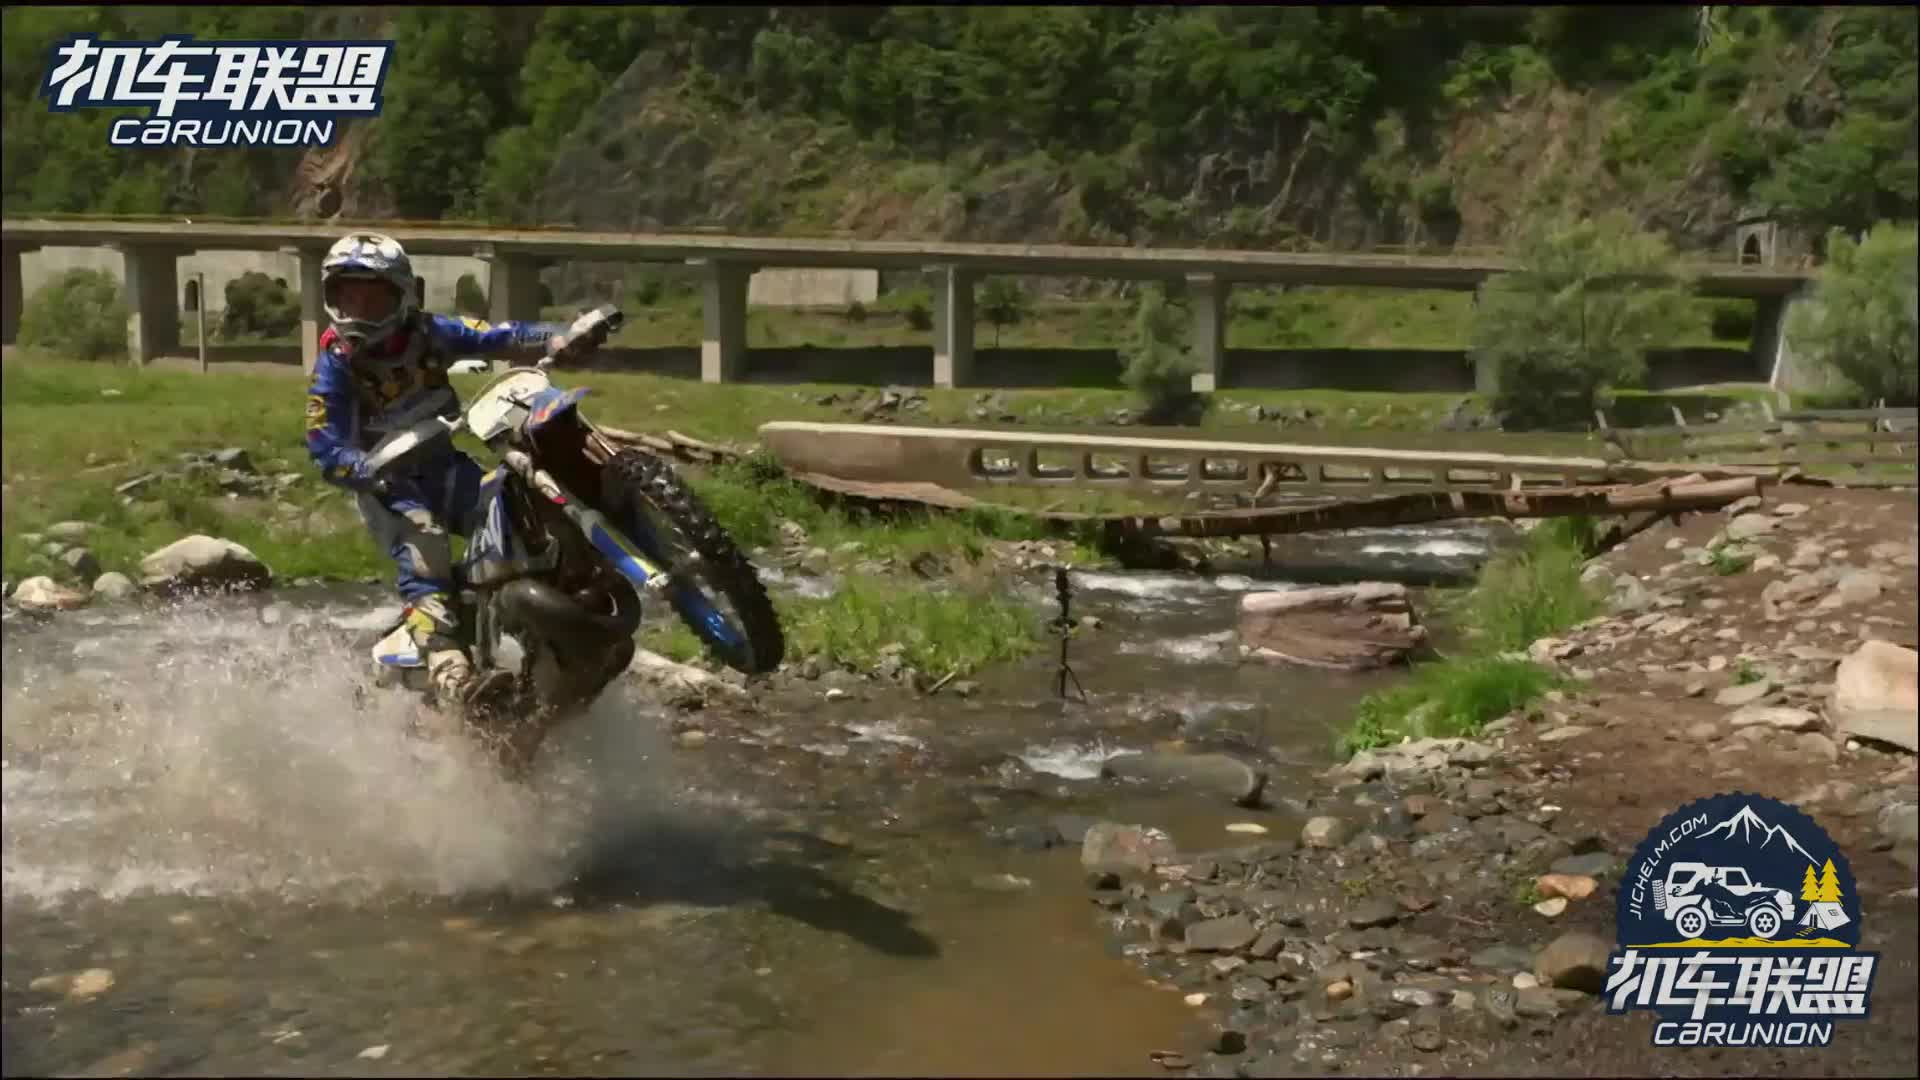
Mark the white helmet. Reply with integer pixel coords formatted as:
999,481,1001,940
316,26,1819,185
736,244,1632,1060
321,232,417,351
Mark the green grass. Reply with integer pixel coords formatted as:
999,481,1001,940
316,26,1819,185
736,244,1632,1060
642,572,1041,679
1339,656,1563,757
778,576,1044,677
1337,516,1597,756
1460,517,1604,653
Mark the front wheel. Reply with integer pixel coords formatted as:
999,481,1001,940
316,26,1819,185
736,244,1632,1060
603,450,785,675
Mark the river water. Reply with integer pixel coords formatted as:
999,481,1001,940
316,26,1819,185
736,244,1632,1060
1,522,1509,1077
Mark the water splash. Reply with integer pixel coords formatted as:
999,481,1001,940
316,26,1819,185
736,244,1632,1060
1,597,685,906
1016,739,1127,781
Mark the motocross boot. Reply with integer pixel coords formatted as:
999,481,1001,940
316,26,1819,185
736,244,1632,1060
406,594,513,712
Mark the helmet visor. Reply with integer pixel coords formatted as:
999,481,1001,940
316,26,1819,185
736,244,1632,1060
325,275,402,323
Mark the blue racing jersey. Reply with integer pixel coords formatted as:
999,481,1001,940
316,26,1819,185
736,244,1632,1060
304,313,568,492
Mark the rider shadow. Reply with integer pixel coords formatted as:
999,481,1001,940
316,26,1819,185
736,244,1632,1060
557,813,941,961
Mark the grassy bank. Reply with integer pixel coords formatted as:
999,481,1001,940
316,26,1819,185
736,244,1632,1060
1337,517,1600,756
0,357,1110,676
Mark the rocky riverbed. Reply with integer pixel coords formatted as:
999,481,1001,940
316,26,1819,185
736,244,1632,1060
4,485,1915,1077
1010,485,1920,1078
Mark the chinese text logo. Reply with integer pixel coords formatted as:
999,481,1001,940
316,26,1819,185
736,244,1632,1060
1606,792,1879,1048
40,34,394,148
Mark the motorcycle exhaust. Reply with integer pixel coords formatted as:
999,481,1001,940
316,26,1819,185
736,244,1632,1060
495,579,642,653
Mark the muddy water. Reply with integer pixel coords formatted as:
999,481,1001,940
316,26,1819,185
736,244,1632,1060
1,523,1505,1077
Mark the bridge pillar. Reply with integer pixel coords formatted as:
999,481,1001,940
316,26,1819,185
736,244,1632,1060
692,258,749,383
1187,273,1227,393
930,264,976,388
114,243,184,366
1,242,32,346
282,246,325,373
479,247,546,371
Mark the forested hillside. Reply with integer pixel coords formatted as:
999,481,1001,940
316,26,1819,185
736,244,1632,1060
3,5,1913,252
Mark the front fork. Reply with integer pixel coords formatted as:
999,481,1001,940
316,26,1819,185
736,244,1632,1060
499,449,676,599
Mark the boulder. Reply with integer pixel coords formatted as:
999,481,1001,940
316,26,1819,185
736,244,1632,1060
13,576,88,611
1829,642,1919,753
91,572,137,601
1100,751,1267,807
1080,823,1176,877
45,521,94,543
1238,583,1427,670
1534,931,1611,994
137,535,271,593
1724,513,1778,542
1301,817,1352,850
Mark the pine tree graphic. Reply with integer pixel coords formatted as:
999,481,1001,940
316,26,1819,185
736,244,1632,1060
1816,859,1842,904
1801,864,1821,902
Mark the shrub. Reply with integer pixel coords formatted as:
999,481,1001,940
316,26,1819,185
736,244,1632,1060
454,273,488,317
905,301,933,332
220,271,300,340
979,276,1032,347
1472,212,1704,427
1120,284,1210,425
18,268,128,362
1787,222,1919,405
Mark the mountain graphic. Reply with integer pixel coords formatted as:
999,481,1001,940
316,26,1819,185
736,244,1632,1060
1700,804,1819,866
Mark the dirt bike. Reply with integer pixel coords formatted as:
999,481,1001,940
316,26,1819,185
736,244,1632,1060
362,305,783,770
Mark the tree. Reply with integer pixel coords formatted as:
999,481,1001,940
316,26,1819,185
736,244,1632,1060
978,276,1032,347
18,268,128,363
455,273,488,318
1120,283,1210,425
1470,211,1704,427
1786,222,1919,406
1816,858,1843,904
1800,863,1820,903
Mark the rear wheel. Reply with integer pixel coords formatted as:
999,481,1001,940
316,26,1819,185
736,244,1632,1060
602,450,784,675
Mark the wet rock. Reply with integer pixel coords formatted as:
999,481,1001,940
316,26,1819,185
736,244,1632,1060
358,1045,391,1061
1238,583,1427,670
1102,751,1268,807
1514,988,1566,1018
629,648,750,706
1829,641,1918,753
1247,928,1287,960
1301,817,1351,849
1409,1027,1446,1052
13,576,87,611
1325,979,1353,1001
1186,915,1260,953
1082,823,1177,877
31,968,115,999
1534,932,1610,994
139,535,272,593
1727,704,1820,733
1346,899,1400,929
1533,897,1569,917
92,572,136,601
1725,513,1778,542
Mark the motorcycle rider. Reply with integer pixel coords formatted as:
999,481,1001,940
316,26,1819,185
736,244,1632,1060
304,232,584,711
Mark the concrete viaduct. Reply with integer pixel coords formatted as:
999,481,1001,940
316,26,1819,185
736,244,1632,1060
0,218,1816,392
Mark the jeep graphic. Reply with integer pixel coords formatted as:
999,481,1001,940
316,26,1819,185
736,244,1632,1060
1653,860,1796,939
